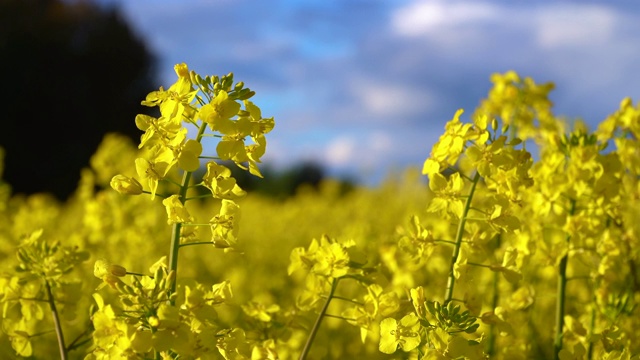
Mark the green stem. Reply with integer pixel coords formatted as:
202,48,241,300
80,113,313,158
466,262,494,269
434,239,458,246
554,199,576,360
23,329,55,337
198,154,222,158
126,271,151,278
65,327,92,352
299,278,339,360
444,172,480,303
554,255,568,360
329,295,363,305
167,222,183,304
323,314,356,321
45,280,67,360
179,241,214,248
487,234,501,358
167,122,208,304
185,194,214,201
587,303,596,360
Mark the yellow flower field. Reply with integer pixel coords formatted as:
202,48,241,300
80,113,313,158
0,65,638,359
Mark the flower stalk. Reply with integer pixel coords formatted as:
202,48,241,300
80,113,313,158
299,278,340,360
444,171,480,303
167,120,208,303
487,234,502,356
554,199,576,360
45,280,68,360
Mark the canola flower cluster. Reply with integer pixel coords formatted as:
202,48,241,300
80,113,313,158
0,66,638,360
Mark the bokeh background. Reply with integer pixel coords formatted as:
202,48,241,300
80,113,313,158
2,0,639,200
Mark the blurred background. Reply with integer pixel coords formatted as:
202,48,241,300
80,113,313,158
2,0,639,200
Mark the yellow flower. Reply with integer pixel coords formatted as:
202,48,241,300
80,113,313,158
427,172,465,218
423,109,472,175
177,139,202,172
241,301,280,322
110,175,143,195
210,199,241,248
311,235,352,278
135,149,174,200
94,259,127,278
93,259,128,290
198,90,240,133
174,63,189,78
202,161,246,199
161,195,192,225
379,313,421,354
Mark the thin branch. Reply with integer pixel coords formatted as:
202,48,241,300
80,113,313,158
45,280,68,360
299,278,339,360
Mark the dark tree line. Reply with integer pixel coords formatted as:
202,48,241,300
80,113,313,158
0,0,157,200
231,161,354,199
0,0,350,201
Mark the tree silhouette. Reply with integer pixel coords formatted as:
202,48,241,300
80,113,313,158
226,161,355,199
0,0,157,200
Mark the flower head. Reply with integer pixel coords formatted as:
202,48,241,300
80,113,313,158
110,175,143,195
379,313,421,354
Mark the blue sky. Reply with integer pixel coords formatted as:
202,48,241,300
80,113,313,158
99,0,640,185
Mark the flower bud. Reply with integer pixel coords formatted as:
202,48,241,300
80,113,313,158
104,274,125,290
94,259,128,278
148,316,160,328
491,118,499,132
110,175,143,195
109,264,128,277
174,63,189,78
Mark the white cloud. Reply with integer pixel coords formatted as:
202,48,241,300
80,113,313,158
325,136,356,167
323,132,394,169
390,0,620,50
350,76,437,118
391,0,501,36
369,132,393,153
534,4,617,48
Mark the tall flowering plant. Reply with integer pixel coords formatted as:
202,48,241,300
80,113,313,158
91,63,275,359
